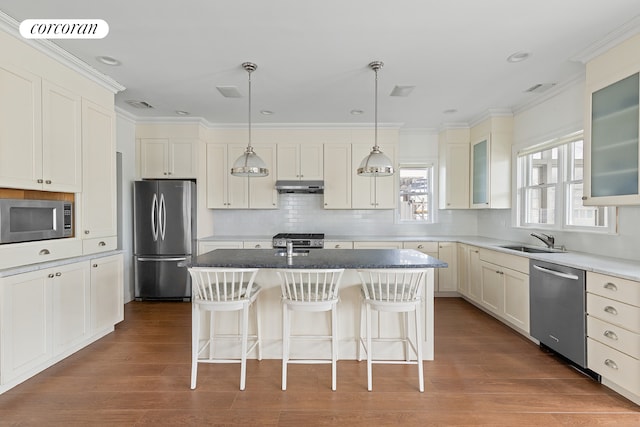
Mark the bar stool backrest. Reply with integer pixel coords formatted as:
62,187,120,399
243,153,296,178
358,269,426,302
189,267,260,302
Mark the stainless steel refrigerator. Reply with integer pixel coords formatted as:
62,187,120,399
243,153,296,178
133,180,196,300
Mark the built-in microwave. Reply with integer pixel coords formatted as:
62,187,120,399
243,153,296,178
0,199,73,244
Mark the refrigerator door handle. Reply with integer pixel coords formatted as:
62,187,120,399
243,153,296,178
159,193,167,240
151,193,159,242
137,256,187,262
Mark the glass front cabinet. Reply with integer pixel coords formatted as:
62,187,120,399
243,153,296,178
584,35,640,206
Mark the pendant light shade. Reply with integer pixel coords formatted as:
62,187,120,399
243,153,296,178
230,62,269,177
357,61,394,177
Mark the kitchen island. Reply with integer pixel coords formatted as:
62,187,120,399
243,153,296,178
185,248,447,360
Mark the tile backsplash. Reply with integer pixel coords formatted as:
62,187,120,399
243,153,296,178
208,193,478,237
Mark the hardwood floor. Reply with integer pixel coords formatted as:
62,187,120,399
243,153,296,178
0,298,638,426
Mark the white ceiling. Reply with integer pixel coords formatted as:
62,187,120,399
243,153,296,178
1,0,640,129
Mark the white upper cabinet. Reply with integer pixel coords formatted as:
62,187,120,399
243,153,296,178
469,116,512,209
81,99,117,240
323,143,352,209
276,142,323,180
206,143,277,209
438,128,470,209
139,138,198,179
584,35,640,206
0,63,81,192
351,143,396,209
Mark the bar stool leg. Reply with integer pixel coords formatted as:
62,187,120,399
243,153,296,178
191,303,199,389
415,308,424,392
366,303,373,392
331,303,338,391
282,304,289,391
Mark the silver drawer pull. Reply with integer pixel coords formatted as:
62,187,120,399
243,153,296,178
335,245,341,249
604,359,619,370
98,241,106,246
604,306,618,315
39,249,50,255
603,330,619,341
603,282,618,291
417,245,424,249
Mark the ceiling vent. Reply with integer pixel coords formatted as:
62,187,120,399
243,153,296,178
216,86,243,98
125,100,154,109
390,85,415,97
525,83,556,94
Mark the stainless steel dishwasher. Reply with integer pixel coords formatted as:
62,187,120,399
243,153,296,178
530,259,588,369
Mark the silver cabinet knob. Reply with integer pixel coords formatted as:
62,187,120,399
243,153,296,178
84,230,90,234
55,272,61,277
45,180,52,184
93,264,98,268
48,273,54,278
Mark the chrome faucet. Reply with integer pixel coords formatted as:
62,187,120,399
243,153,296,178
531,232,555,249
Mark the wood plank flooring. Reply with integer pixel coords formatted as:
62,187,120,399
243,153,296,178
0,298,638,426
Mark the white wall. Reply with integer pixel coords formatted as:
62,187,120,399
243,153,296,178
476,76,640,262
116,111,137,302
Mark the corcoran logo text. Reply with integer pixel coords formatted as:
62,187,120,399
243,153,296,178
19,19,109,39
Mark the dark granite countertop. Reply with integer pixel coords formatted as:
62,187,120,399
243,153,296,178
186,249,447,269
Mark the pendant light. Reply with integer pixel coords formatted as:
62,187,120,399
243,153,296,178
230,62,269,177
357,61,394,176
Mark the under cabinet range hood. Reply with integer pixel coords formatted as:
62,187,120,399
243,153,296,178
275,180,324,194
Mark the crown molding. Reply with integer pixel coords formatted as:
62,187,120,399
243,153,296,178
399,127,439,135
0,11,125,94
438,122,471,132
468,108,513,128
570,15,640,64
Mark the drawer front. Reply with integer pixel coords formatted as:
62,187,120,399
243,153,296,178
82,236,117,255
587,293,640,332
242,240,272,249
0,238,82,270
325,241,353,249
588,338,640,395
587,271,640,306
480,249,528,274
588,315,640,358
403,241,439,252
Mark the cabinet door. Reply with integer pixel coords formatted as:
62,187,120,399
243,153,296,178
81,99,116,239
584,72,640,205
227,144,249,208
139,138,169,178
206,144,229,208
0,269,52,384
441,143,470,209
276,143,300,179
468,247,482,302
470,136,490,208
437,242,457,292
0,63,42,190
503,267,529,332
169,139,198,178
353,241,403,249
404,241,439,291
323,143,352,209
52,262,90,353
480,261,504,315
457,244,469,296
91,254,124,333
249,143,278,208
299,143,324,180
42,80,82,192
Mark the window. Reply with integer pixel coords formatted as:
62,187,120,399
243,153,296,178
398,165,434,223
517,132,615,232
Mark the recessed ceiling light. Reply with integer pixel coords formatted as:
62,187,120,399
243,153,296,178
176,110,190,116
350,109,364,115
260,110,274,115
390,85,415,97
507,51,531,63
216,86,243,98
125,100,153,109
96,56,121,66
443,109,458,114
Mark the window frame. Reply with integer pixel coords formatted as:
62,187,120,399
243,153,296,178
516,131,617,234
397,163,436,224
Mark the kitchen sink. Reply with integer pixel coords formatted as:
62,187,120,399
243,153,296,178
499,245,562,254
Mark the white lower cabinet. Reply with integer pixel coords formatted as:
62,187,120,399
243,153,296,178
353,241,403,249
198,240,243,255
586,271,640,402
324,241,353,249
476,249,529,333
0,253,123,390
467,246,482,303
90,254,124,333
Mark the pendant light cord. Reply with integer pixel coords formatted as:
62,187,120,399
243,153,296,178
248,67,252,150
374,66,378,151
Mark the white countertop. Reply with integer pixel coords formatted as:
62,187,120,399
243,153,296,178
0,250,123,278
199,234,640,282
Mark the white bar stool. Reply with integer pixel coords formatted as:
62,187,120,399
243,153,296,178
357,268,428,392
187,267,262,390
276,268,344,391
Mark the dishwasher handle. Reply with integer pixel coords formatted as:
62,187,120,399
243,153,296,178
532,264,580,281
